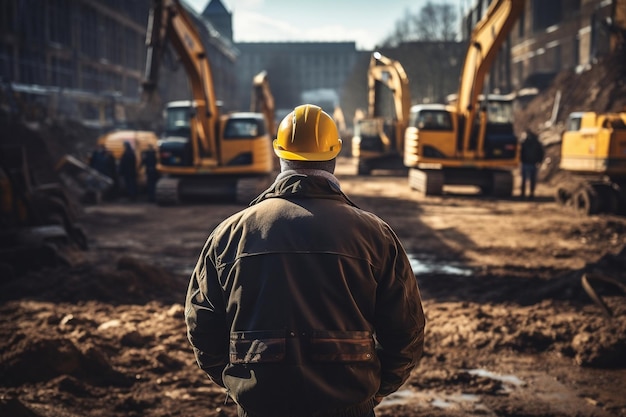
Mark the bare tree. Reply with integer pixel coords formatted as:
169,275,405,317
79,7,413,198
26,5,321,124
381,1,458,46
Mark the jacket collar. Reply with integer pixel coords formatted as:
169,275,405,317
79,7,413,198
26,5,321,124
250,171,359,208
275,169,340,188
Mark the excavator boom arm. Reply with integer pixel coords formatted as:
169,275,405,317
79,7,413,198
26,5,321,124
457,0,525,149
367,52,412,126
145,0,219,159
251,70,276,134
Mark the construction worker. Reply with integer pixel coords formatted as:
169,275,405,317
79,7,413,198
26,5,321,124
90,144,118,199
185,104,426,417
520,129,544,199
88,144,108,175
140,144,159,202
118,141,137,200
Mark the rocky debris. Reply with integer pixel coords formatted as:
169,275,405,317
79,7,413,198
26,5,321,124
515,46,626,186
515,46,626,138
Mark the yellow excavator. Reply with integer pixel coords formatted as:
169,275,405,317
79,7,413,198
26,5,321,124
556,111,626,215
352,52,411,175
144,0,275,204
403,0,524,196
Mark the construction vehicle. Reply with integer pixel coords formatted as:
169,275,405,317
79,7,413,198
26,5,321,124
251,70,276,136
145,0,275,205
403,0,524,196
555,111,626,215
352,52,411,175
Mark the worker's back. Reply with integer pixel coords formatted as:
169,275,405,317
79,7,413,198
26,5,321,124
194,173,423,416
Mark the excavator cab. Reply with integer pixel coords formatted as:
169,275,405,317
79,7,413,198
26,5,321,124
405,104,456,160
560,112,626,176
218,112,271,170
556,111,626,215
353,118,387,154
159,101,194,167
481,94,518,160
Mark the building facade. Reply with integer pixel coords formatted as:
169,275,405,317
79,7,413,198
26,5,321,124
234,42,359,117
0,0,238,125
463,0,625,92
5,0,618,132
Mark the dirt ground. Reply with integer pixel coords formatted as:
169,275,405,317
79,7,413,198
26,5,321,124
1,155,626,417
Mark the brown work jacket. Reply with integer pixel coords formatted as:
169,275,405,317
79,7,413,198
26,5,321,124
185,172,425,417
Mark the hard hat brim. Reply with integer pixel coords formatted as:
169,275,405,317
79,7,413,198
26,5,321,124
273,139,342,161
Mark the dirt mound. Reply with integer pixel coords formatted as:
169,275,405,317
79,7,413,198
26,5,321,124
0,256,185,305
515,46,626,136
0,335,129,387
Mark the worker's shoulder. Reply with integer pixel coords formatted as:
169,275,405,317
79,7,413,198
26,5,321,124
207,208,249,235
349,205,398,234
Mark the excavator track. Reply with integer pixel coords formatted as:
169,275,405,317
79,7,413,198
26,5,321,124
491,171,514,197
155,177,180,206
408,168,444,195
155,175,273,205
555,177,625,216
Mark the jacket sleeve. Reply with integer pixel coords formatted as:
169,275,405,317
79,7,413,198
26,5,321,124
184,238,229,387
374,227,426,398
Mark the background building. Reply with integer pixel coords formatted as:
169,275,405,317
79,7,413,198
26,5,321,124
234,42,358,118
463,0,626,93
0,0,238,128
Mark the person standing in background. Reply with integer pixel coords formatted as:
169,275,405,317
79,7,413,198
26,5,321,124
141,144,159,202
520,129,544,199
119,141,137,201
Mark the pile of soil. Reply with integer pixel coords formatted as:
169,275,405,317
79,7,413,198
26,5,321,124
1,164,625,417
515,46,626,137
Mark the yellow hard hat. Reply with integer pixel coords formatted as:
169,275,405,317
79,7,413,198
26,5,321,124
273,104,342,161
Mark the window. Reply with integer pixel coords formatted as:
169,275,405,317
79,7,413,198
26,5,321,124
80,5,98,58
517,9,525,38
103,17,122,64
532,0,561,32
20,50,45,84
410,110,453,131
0,1,15,34
486,99,514,124
0,44,13,80
50,56,73,88
166,106,191,133
224,118,265,139
125,77,139,98
48,0,71,46
356,119,381,137
81,65,101,91
566,115,582,132
124,27,140,69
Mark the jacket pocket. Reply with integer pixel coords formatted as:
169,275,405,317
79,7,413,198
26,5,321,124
310,330,375,362
230,330,286,364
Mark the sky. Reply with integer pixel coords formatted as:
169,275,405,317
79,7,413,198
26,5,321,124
187,0,469,51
